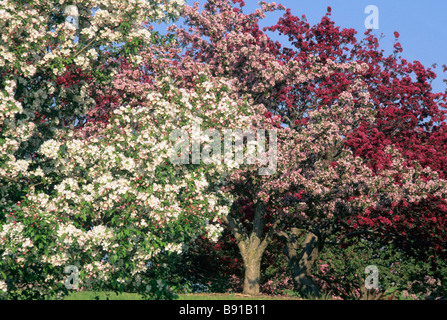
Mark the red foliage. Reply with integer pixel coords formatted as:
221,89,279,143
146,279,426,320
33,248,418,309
174,2,447,261
270,7,447,260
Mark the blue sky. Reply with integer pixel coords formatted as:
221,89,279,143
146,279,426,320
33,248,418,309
183,0,447,94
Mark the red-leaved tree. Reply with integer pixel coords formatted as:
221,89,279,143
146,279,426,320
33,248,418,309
170,0,447,297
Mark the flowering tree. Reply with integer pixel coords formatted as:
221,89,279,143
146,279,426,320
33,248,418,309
0,70,256,299
0,0,187,299
0,0,259,300
222,75,447,296
0,0,185,220
270,6,447,264
172,0,447,297
2,0,446,300
270,7,447,296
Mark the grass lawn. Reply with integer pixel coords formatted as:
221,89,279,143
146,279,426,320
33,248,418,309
63,291,302,300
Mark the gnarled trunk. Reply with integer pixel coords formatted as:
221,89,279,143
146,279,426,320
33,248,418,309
282,230,322,298
223,202,272,296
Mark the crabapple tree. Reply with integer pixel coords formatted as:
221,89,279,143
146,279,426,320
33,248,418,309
0,0,184,213
0,72,255,299
0,0,258,299
172,0,447,297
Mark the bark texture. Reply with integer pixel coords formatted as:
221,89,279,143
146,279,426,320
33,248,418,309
222,202,272,295
281,229,322,298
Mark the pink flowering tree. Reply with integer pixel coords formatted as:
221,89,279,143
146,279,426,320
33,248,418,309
221,74,447,296
171,0,447,297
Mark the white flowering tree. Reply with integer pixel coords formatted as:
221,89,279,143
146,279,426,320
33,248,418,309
0,0,256,299
0,71,255,299
0,0,184,212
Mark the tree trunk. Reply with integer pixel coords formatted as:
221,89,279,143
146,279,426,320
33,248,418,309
239,238,264,295
283,230,321,298
222,202,271,296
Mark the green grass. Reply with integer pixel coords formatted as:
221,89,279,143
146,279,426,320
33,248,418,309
63,291,144,300
62,291,302,300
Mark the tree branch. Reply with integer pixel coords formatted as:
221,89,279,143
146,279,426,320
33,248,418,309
221,210,247,244
73,37,97,59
